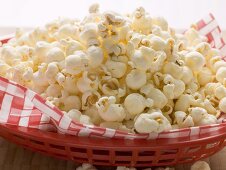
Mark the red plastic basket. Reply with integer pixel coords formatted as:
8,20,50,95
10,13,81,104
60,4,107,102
0,124,226,167
0,13,226,167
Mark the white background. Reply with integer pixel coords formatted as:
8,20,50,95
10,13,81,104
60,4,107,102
0,0,225,29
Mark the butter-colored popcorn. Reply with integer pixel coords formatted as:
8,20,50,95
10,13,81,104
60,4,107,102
99,77,126,99
67,109,82,121
197,67,213,86
214,85,226,100
77,71,98,93
79,114,93,125
181,66,194,84
34,41,51,63
84,105,102,125
0,62,11,77
174,94,195,112
216,67,226,84
150,36,166,51
100,122,130,132
134,112,171,133
87,46,103,68
163,61,184,79
174,111,194,128
131,48,153,71
191,161,210,170
150,51,167,73
197,114,217,126
61,76,80,94
33,70,49,87
80,23,98,44
81,90,100,110
163,74,185,99
184,51,206,72
213,60,226,72
60,39,83,56
65,51,89,75
141,84,168,109
204,82,220,96
203,99,218,115
105,60,127,78
45,62,59,83
189,107,208,123
96,96,126,122
195,42,211,57
219,97,226,113
186,80,200,93
62,95,81,112
45,84,62,98
0,46,20,65
152,17,168,31
45,47,65,63
54,24,79,40
126,69,147,90
184,28,206,46
131,7,152,34
124,93,153,115
1,4,226,134
208,56,222,72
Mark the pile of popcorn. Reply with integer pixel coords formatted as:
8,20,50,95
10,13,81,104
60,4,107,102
76,161,211,170
1,4,226,134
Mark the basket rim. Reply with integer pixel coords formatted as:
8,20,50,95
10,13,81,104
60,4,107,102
1,123,226,148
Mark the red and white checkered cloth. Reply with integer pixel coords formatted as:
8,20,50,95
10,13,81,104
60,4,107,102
0,14,226,140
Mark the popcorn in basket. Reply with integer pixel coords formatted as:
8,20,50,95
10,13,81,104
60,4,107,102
0,3,226,167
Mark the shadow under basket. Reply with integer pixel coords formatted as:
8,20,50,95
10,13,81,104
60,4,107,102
0,124,226,167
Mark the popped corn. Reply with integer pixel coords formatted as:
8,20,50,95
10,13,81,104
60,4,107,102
0,4,226,135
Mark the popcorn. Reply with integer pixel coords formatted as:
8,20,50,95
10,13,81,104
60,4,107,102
61,39,83,56
65,52,89,75
61,76,79,94
174,94,195,112
77,71,98,93
55,24,79,40
124,93,153,115
191,161,211,170
1,4,226,134
184,51,206,72
219,97,226,113
163,61,184,79
0,46,20,65
82,90,100,110
45,83,62,97
45,62,59,83
96,96,126,122
163,74,185,99
141,84,168,109
216,67,226,84
80,23,98,44
134,112,172,133
105,59,127,78
45,47,65,63
62,95,81,112
87,46,104,68
174,111,194,128
116,166,136,170
126,69,147,90
76,163,97,170
197,67,213,86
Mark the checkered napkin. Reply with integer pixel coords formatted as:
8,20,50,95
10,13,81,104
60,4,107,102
0,14,225,140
